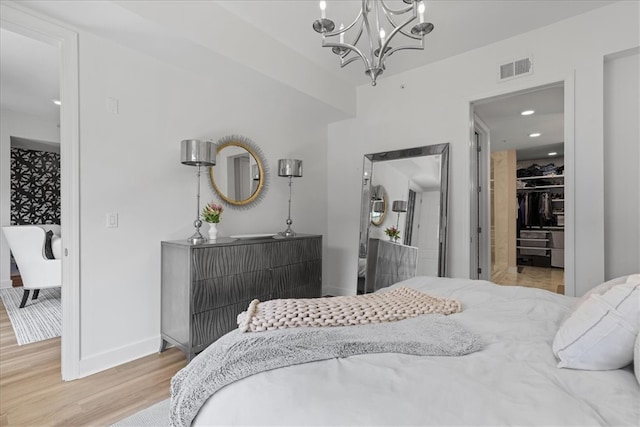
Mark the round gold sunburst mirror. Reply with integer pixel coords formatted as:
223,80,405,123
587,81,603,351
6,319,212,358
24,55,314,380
370,185,388,226
209,135,269,208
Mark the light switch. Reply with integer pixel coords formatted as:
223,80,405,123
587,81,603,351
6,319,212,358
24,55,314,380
106,213,118,228
107,97,119,114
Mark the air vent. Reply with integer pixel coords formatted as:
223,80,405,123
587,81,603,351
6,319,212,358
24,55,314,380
498,56,533,82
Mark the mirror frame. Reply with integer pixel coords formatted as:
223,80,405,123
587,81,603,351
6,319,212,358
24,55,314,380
209,135,269,208
370,185,388,226
361,143,450,276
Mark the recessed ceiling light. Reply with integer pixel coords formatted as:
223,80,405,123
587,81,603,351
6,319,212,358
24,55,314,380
548,152,558,156
521,110,535,116
52,99,61,106
529,133,541,138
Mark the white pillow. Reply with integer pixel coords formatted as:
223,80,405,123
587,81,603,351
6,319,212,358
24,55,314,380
553,274,640,370
51,235,62,259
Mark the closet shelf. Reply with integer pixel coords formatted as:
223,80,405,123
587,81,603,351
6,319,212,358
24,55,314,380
516,246,552,251
518,185,564,190
517,174,564,180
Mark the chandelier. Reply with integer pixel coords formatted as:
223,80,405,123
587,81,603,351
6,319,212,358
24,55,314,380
312,0,434,86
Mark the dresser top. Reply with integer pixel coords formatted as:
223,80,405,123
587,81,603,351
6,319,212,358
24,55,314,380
162,233,322,248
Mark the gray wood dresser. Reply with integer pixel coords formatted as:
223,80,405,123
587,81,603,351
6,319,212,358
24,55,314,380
160,234,322,361
364,238,418,293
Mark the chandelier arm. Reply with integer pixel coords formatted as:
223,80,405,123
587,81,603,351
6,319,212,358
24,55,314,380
323,40,372,69
379,0,413,15
382,4,422,41
322,8,363,37
375,12,418,68
322,17,366,60
361,0,378,66
340,55,364,68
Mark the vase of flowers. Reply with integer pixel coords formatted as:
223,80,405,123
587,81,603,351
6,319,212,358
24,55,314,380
202,202,223,240
385,226,400,242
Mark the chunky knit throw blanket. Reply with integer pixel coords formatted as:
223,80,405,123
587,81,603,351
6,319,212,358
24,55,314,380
170,314,482,427
237,286,462,332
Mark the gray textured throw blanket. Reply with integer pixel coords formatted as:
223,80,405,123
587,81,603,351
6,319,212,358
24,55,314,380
170,315,483,427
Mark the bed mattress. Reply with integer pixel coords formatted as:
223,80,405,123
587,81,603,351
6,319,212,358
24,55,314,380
192,276,639,426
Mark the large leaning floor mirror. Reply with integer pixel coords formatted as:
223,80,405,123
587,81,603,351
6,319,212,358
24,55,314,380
357,143,450,294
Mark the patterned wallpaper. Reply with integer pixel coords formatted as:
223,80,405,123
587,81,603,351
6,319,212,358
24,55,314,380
10,147,61,225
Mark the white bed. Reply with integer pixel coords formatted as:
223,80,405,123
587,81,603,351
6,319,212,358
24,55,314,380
182,276,639,426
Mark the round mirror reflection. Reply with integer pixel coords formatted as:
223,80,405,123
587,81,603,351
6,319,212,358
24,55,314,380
209,137,266,207
370,186,387,226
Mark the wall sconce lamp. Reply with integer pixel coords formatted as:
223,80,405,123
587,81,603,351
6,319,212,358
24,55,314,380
181,139,216,244
392,200,408,229
278,159,303,237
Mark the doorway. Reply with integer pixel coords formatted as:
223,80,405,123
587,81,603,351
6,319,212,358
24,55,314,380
471,83,567,294
1,4,80,380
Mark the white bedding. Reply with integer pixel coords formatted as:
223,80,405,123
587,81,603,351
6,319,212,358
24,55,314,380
193,276,640,426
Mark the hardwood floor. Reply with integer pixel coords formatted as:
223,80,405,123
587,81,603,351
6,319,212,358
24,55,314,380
0,303,186,426
492,265,565,294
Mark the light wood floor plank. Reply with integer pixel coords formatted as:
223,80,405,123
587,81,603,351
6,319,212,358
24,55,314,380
492,265,565,294
0,302,185,426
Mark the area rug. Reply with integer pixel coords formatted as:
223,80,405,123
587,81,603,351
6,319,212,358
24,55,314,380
0,287,61,345
111,399,169,427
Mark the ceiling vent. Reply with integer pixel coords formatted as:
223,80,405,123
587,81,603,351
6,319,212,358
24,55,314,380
498,56,533,82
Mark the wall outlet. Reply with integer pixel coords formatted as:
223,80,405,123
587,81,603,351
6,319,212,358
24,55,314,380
106,213,118,228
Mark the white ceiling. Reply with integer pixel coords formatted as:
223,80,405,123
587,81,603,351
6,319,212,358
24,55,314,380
1,1,613,129
215,0,614,85
474,84,565,160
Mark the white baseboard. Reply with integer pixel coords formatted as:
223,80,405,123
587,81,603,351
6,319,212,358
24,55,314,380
0,279,12,289
78,335,161,379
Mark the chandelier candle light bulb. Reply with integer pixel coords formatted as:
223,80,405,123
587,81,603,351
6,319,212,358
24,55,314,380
418,2,425,23
320,1,326,19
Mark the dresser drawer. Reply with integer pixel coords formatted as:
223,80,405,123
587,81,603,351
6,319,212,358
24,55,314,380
271,260,322,297
191,297,269,349
192,269,274,313
269,238,322,267
192,244,272,279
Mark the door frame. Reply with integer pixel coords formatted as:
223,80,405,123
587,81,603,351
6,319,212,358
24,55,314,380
470,115,491,281
1,3,81,380
468,75,576,296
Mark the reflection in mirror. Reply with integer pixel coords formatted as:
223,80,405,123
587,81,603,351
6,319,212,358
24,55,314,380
370,185,387,226
209,135,268,208
357,143,450,294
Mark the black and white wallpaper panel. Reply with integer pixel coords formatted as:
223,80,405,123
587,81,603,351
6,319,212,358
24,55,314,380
10,147,61,225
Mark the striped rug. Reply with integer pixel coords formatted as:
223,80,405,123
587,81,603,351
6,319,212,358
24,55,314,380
0,287,61,345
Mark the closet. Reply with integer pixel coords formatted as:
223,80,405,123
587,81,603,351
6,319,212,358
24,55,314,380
516,159,564,269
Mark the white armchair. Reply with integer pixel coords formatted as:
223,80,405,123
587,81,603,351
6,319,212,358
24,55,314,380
2,225,61,308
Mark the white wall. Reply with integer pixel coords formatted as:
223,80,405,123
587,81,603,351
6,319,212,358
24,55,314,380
603,48,640,279
0,108,60,289
73,30,335,375
327,2,639,297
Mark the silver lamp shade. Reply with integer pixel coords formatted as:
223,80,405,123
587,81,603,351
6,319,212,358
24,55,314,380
278,159,303,177
181,139,216,244
392,200,408,232
278,159,303,237
372,200,385,213
392,200,408,212
181,139,216,166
